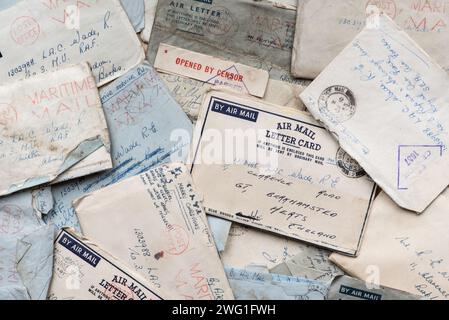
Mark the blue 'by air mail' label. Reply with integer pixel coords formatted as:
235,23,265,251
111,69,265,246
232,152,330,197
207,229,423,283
339,285,382,300
58,233,101,267
211,100,259,123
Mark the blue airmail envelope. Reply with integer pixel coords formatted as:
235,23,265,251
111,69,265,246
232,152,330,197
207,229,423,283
120,0,145,32
46,62,193,230
225,267,328,300
0,189,54,300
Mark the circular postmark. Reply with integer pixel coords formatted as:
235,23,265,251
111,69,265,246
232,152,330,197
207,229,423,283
166,224,189,256
10,16,40,46
0,204,24,235
102,282,135,300
336,148,366,179
366,0,397,19
318,85,356,123
0,103,18,126
206,6,237,36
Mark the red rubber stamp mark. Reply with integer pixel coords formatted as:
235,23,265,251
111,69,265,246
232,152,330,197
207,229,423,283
0,103,18,126
10,16,40,46
366,0,397,19
0,204,24,235
166,224,190,256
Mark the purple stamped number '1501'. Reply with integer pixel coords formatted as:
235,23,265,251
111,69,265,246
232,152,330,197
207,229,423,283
397,145,443,190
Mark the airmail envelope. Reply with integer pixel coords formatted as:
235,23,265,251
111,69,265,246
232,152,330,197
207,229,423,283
140,0,159,43
330,191,449,300
0,0,144,86
220,223,342,283
48,229,168,300
292,0,449,79
0,190,54,300
154,44,270,98
75,163,234,300
225,267,328,300
46,62,192,231
0,63,111,197
270,246,344,283
120,0,145,32
190,90,377,255
148,0,302,88
300,15,449,213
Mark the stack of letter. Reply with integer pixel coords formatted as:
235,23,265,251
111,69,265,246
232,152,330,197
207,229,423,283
1,0,449,301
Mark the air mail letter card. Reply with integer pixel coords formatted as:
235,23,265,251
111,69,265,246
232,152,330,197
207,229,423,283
190,90,377,256
75,163,234,300
48,229,169,300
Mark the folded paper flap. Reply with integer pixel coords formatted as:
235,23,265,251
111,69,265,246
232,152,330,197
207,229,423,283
16,225,55,300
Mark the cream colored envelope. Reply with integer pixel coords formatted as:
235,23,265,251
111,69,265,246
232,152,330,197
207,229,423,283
191,89,376,255
0,63,111,197
48,229,168,300
0,0,144,86
148,0,307,106
293,0,449,79
220,224,314,270
330,191,449,300
270,246,344,283
74,163,234,300
193,164,370,255
300,15,449,213
220,224,343,283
